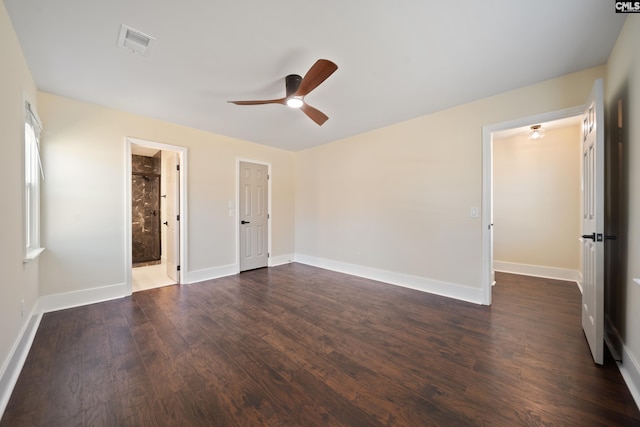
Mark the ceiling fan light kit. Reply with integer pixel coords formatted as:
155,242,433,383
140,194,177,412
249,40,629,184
228,59,338,125
286,97,303,108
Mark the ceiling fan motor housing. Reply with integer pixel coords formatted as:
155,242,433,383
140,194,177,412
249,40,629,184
286,74,302,97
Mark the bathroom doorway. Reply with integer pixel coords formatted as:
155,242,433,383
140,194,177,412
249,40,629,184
126,138,187,294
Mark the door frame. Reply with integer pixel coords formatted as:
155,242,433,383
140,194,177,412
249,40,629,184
125,137,188,294
236,158,272,271
481,105,584,305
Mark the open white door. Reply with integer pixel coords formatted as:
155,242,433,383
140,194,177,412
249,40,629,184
166,152,180,282
581,78,604,365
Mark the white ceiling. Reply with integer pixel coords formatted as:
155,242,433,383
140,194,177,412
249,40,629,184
5,0,626,151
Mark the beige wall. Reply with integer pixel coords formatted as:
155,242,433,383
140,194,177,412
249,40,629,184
0,1,40,395
295,66,605,297
37,93,295,296
605,17,640,375
493,125,581,271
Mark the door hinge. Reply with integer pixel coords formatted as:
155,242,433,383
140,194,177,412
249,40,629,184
177,164,180,171
177,214,180,221
177,265,181,271
267,213,270,219
267,174,270,180
268,253,270,258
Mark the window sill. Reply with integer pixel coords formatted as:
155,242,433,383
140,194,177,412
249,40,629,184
23,247,45,263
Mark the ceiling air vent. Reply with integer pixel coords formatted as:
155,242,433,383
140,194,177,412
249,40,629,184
117,24,155,57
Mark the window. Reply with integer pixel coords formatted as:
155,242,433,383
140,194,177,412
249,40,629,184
24,100,44,260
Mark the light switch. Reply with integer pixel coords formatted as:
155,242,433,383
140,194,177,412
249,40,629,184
470,207,479,218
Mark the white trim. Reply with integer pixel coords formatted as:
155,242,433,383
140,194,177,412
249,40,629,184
269,254,295,267
184,264,238,284
23,247,45,263
295,254,484,304
236,158,272,271
493,261,581,282
125,138,188,293
38,283,127,313
633,278,640,286
482,125,494,305
605,318,640,411
482,105,585,306
0,310,42,419
618,350,640,411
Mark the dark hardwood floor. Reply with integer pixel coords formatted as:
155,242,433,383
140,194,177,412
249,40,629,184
2,264,638,426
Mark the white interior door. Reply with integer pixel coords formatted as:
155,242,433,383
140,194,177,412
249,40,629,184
166,152,180,282
239,161,269,271
581,78,604,365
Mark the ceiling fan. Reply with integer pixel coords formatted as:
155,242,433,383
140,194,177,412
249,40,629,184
228,59,338,126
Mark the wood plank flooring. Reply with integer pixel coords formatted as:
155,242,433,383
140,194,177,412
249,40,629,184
2,264,639,426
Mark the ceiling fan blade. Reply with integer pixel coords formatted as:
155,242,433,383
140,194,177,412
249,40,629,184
295,59,338,97
228,98,286,105
300,103,329,126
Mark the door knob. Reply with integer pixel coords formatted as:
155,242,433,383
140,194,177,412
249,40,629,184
581,233,596,241
241,220,250,224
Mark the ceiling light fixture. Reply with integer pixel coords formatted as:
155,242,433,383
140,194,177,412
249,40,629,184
530,124,545,140
286,97,304,109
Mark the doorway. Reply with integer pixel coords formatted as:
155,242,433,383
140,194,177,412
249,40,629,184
484,80,608,366
481,106,584,305
126,138,187,294
492,116,583,280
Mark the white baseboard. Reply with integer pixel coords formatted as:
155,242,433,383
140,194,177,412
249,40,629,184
605,319,640,411
493,261,581,283
184,257,295,283
269,254,295,267
295,254,484,305
38,283,127,314
0,309,42,419
184,264,238,284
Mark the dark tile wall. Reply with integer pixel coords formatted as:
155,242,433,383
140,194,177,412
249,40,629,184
132,154,161,174
132,154,161,264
